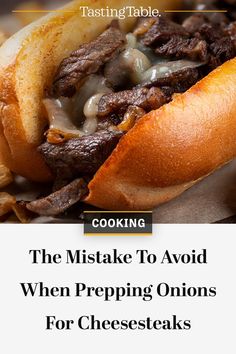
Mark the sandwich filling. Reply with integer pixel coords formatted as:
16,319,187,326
27,0,236,216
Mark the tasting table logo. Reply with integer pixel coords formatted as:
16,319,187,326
83,211,152,236
79,6,160,19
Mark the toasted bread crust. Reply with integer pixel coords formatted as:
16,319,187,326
85,58,236,209
0,64,52,181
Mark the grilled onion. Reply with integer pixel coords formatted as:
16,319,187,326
43,98,83,143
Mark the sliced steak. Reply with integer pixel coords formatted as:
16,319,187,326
27,178,88,216
142,67,199,92
225,21,236,37
182,14,209,34
137,16,189,47
104,55,132,90
209,37,236,67
39,130,123,180
195,22,236,67
197,23,225,42
225,22,236,48
53,20,126,97
155,36,208,61
97,87,167,118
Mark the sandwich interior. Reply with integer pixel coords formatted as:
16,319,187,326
26,0,236,216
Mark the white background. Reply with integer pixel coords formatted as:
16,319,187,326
0,225,235,353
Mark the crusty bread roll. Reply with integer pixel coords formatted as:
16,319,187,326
0,0,178,182
0,0,235,211
85,58,236,209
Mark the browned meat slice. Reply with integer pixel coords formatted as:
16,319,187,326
53,20,126,97
225,22,236,48
189,20,236,67
155,36,208,61
142,67,200,93
226,22,236,37
137,16,189,47
209,37,236,67
198,23,225,42
104,56,132,90
182,14,209,34
27,178,88,216
97,87,167,118
39,130,123,181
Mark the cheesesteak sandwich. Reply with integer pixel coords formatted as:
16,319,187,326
0,0,236,217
